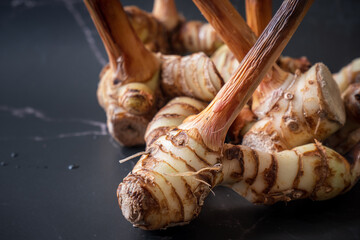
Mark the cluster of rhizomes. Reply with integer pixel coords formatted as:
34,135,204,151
85,0,360,230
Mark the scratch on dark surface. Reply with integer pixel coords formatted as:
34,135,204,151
11,0,37,8
0,105,52,121
62,0,107,66
0,105,108,141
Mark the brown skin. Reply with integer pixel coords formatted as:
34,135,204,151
188,0,314,151
171,21,223,56
160,52,224,102
277,56,311,74
245,0,272,37
229,0,271,141
125,6,170,53
118,1,356,231
193,0,292,113
85,0,161,146
326,83,360,154
124,0,222,55
242,63,345,153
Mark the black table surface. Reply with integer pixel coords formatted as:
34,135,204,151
1,0,360,239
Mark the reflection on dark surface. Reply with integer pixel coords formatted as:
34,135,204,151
0,0,360,239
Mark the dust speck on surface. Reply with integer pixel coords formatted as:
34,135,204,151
68,164,79,170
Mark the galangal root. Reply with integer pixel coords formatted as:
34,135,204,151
84,0,360,231
195,0,345,151
85,0,162,146
117,0,359,230
85,0,224,146
326,83,360,154
124,0,223,55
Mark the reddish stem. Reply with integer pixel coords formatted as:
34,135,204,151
186,0,314,150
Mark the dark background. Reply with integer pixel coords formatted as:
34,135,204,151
1,0,360,239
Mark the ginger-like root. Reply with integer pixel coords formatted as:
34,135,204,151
333,58,360,93
118,0,315,229
145,97,207,147
235,56,310,143
326,83,360,154
210,45,239,83
172,21,223,56
85,0,161,146
200,0,312,117
242,64,345,152
212,47,311,82
194,0,296,115
222,142,360,204
125,6,170,53
160,52,224,102
245,0,312,74
119,133,360,229
118,128,221,230
277,55,311,74
210,0,309,82
212,0,271,84
124,0,222,55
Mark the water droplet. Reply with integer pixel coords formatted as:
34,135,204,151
68,164,79,170
10,152,18,158
1,161,8,167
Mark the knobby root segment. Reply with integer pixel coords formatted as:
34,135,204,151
160,53,224,102
172,21,223,56
198,0,341,151
193,0,256,61
145,97,207,146
277,55,311,74
326,82,360,154
117,0,342,231
194,0,290,109
125,5,170,53
118,136,360,230
222,143,360,204
124,0,222,55
245,0,272,37
85,0,161,146
333,58,360,93
242,63,345,152
185,0,314,151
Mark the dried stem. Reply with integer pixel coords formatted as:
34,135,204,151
193,0,289,103
245,0,272,37
193,0,256,60
185,0,314,150
84,0,159,83
152,0,181,30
